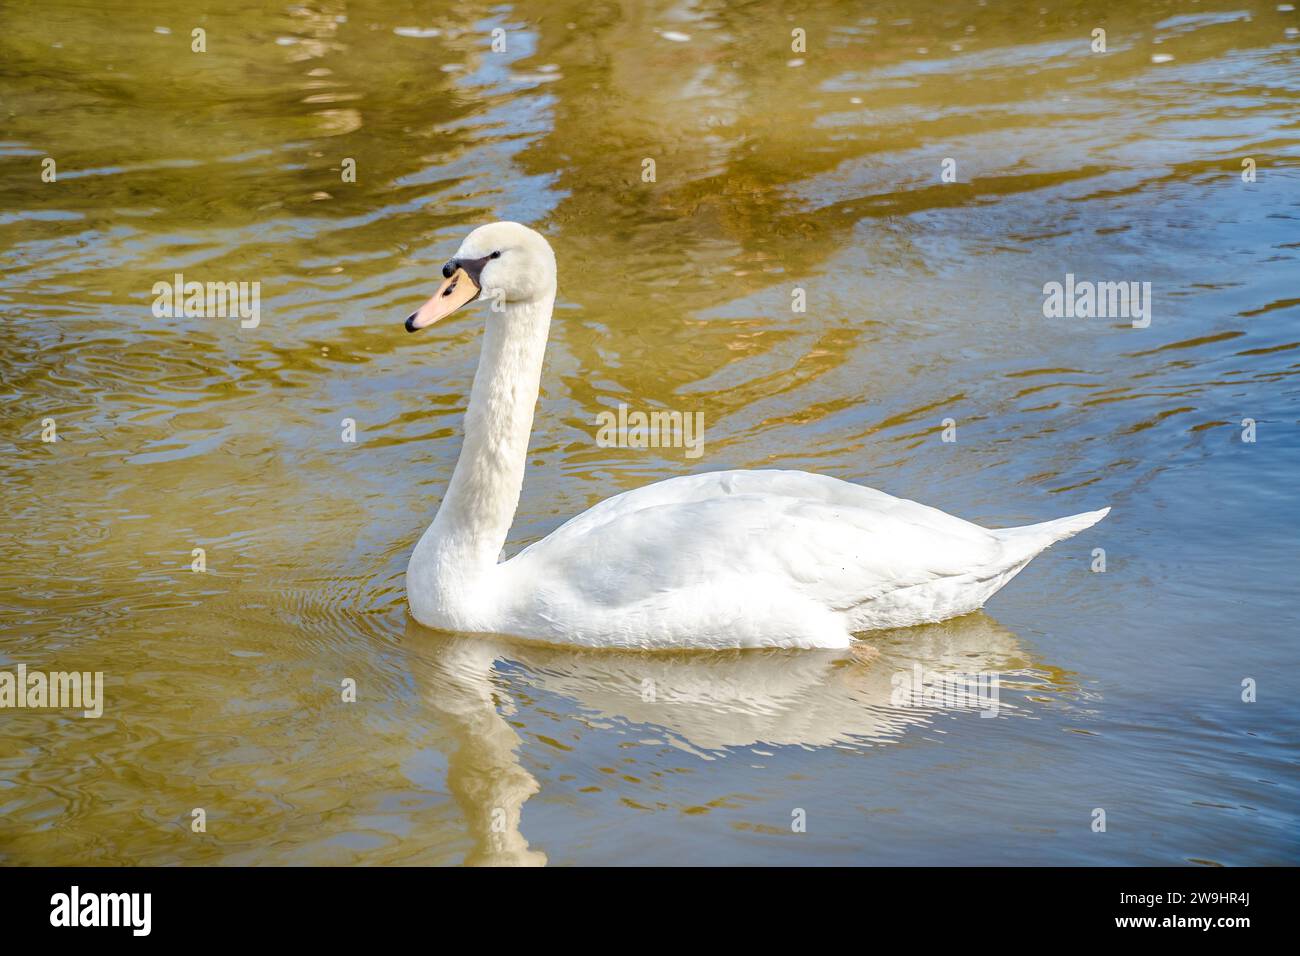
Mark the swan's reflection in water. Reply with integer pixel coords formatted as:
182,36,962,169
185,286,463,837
403,614,1071,865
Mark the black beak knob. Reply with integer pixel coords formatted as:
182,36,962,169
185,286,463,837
442,260,457,279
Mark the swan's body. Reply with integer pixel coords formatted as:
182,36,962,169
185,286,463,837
403,222,1108,650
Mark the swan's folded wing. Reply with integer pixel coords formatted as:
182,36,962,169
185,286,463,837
508,470,1005,612
525,469,896,543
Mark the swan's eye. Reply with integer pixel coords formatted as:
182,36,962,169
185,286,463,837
490,250,502,259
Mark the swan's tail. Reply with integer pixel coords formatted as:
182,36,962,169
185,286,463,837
993,506,1110,561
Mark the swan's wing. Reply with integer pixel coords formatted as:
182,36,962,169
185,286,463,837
527,469,896,542
510,469,1004,611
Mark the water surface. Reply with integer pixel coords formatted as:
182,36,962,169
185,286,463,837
1,0,1297,865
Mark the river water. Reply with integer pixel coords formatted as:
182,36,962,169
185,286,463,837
1,0,1297,864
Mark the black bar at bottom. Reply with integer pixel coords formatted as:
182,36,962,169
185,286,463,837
0,864,1288,940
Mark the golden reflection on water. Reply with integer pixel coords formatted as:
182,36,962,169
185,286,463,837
1,0,1297,864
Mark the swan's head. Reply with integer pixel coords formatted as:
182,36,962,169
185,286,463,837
404,221,556,332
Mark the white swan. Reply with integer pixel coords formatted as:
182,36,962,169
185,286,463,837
402,221,1108,650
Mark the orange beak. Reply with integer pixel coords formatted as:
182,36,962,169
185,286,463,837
404,267,481,332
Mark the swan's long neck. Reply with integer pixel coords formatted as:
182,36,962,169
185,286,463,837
419,291,554,590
